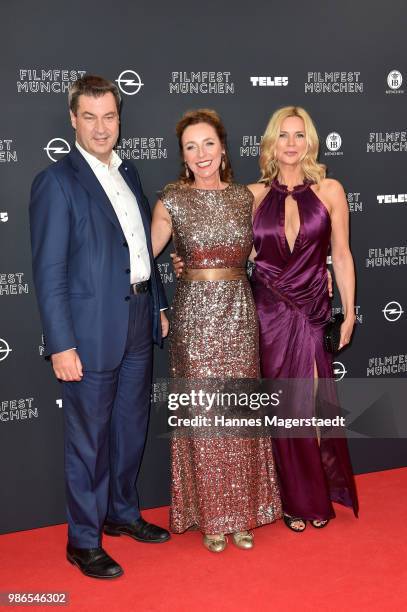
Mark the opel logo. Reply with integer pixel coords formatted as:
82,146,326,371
382,301,403,322
0,338,12,362
333,361,347,382
44,138,71,162
115,70,144,96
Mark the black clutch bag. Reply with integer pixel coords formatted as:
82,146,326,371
324,313,344,354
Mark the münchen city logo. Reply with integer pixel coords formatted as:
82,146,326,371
116,70,144,95
44,138,71,162
0,338,12,362
333,361,347,382
387,70,402,90
326,132,342,151
382,301,404,322
325,132,343,157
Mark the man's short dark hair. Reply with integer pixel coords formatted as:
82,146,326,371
69,74,121,115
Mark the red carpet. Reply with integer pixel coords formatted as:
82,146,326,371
1,468,406,611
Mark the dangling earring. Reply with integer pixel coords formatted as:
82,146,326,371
221,155,226,171
184,162,190,179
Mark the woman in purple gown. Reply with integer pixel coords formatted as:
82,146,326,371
248,106,358,530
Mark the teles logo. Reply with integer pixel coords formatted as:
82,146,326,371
386,70,403,93
377,193,407,205
0,338,12,362
325,132,343,156
250,76,288,87
333,361,347,382
44,138,71,162
0,212,8,222
115,70,144,96
382,301,404,322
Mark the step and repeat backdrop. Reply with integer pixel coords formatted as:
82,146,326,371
1,0,406,533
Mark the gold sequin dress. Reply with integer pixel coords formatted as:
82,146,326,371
162,183,281,535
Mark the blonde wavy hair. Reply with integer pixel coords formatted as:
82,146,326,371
259,106,326,184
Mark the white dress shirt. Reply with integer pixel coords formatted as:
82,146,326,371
75,142,150,284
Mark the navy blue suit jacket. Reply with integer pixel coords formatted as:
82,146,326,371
30,146,167,371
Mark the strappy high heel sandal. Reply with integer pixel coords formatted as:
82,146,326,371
283,514,306,533
310,519,330,529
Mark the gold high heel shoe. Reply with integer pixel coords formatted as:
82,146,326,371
232,531,254,549
203,534,228,553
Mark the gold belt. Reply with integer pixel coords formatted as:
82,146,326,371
182,267,247,281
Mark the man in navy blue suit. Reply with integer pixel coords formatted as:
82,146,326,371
30,75,170,579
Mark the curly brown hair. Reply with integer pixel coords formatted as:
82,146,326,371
175,108,233,185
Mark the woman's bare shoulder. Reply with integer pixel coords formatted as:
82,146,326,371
247,182,271,209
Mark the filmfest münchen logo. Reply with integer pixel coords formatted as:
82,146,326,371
382,301,404,322
0,139,18,162
0,273,29,296
0,397,38,422
386,70,403,94
366,245,407,268
157,261,175,284
115,70,144,96
44,138,71,162
0,338,12,362
169,72,235,94
240,136,262,157
17,69,86,93
305,72,364,93
325,132,343,156
116,137,167,160
367,132,407,152
367,353,407,376
347,192,363,213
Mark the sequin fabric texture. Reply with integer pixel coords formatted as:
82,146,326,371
162,183,282,535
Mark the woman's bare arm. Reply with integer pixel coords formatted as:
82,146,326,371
151,199,172,258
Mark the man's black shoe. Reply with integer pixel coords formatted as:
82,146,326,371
104,517,171,543
66,544,123,579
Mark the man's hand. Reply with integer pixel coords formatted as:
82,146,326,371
51,349,83,382
327,269,333,298
170,253,184,278
160,311,169,338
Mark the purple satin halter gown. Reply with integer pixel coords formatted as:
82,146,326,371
252,179,358,521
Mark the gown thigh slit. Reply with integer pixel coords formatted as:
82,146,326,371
252,179,358,522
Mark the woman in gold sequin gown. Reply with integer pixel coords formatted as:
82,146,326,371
152,109,281,552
